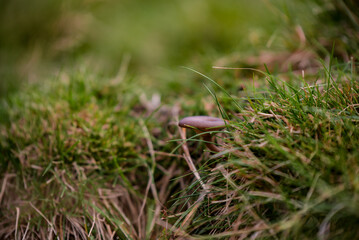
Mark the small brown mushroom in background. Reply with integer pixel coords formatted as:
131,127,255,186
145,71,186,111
178,116,226,152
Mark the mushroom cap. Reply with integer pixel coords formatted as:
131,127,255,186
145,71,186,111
178,116,226,131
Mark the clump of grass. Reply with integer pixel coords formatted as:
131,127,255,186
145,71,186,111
0,69,177,239
1,56,358,239
166,61,359,239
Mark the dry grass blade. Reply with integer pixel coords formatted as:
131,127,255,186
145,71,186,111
139,119,163,238
112,54,131,85
88,213,96,238
178,126,208,192
0,174,16,204
15,207,20,240
29,202,59,239
247,191,284,201
177,192,206,234
21,221,30,240
158,162,177,203
137,175,151,239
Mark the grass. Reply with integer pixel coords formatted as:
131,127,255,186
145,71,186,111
1,59,358,239
0,72,150,238
1,0,359,239
168,61,359,239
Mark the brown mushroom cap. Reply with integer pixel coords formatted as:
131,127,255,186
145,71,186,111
178,116,226,131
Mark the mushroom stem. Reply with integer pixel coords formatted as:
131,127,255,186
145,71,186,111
202,133,222,153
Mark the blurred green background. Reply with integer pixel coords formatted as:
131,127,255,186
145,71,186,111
0,0,282,96
1,0,358,97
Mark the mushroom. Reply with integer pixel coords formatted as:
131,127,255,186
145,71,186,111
178,116,226,152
